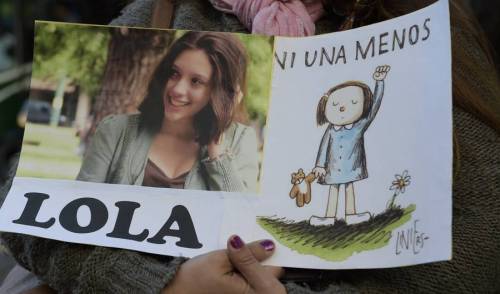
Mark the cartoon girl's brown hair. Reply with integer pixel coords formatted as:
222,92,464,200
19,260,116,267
316,81,373,126
139,31,248,145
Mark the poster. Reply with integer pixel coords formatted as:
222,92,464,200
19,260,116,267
0,0,451,269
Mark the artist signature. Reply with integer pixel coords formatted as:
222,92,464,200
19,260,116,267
395,219,429,255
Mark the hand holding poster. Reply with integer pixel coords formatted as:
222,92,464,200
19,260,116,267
0,0,452,273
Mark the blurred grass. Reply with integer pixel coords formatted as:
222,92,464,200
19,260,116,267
17,123,82,179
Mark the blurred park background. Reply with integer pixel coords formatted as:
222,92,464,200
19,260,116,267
0,0,499,180
17,21,273,179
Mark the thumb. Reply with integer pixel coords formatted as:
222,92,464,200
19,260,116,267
227,235,277,288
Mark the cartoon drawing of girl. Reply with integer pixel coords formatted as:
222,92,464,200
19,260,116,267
311,65,390,225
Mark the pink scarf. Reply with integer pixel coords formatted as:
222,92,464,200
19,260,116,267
209,0,325,36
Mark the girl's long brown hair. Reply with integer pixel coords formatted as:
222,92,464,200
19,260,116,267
324,0,500,133
139,31,249,145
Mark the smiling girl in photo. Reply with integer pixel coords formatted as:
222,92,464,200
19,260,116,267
77,31,259,192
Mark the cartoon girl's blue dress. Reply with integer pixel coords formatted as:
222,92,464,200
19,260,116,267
316,81,385,185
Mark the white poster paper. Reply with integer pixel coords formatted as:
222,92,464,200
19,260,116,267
0,0,451,269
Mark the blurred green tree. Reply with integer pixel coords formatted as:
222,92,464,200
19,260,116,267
34,23,175,132
237,34,274,124
33,22,110,97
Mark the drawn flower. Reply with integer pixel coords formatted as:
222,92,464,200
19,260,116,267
389,170,411,195
387,170,411,209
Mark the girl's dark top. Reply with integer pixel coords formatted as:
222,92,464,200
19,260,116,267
142,159,188,189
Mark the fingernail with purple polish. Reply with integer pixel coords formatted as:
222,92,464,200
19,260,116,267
230,235,244,249
260,240,275,251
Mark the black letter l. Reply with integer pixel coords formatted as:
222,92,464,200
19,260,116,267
13,193,55,228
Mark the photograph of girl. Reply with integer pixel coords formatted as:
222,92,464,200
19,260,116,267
78,32,260,192
18,24,274,193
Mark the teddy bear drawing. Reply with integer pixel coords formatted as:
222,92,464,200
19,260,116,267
289,168,317,207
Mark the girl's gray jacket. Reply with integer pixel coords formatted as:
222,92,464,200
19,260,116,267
77,114,259,192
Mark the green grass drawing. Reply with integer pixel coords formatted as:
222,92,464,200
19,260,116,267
257,204,416,262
